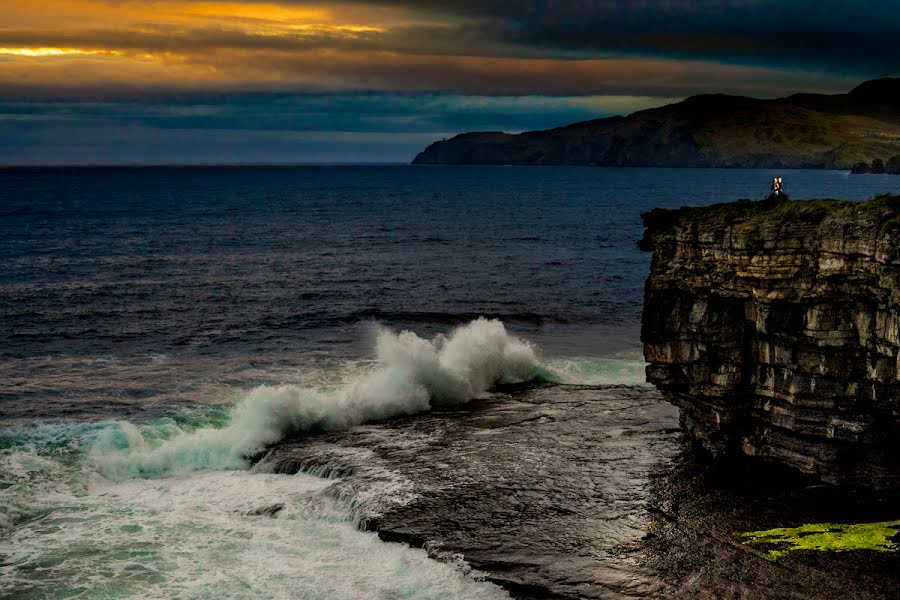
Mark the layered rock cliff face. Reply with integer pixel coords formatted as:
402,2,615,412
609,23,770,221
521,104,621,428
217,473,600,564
640,195,900,487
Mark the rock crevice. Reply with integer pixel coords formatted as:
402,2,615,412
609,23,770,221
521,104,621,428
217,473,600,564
640,195,900,487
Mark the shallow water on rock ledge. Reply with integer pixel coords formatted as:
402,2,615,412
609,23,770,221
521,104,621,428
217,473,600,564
263,385,900,599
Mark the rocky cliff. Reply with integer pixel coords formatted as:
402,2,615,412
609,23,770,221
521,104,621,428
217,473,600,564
640,194,900,487
413,78,900,169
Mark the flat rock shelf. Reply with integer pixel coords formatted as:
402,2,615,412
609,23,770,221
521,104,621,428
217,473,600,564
258,385,900,599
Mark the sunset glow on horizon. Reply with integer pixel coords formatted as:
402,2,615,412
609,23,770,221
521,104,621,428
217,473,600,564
0,47,124,57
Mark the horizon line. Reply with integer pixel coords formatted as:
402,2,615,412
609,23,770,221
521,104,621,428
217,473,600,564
0,161,416,168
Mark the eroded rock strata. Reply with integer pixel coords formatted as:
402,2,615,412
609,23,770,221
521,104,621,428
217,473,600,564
640,194,900,487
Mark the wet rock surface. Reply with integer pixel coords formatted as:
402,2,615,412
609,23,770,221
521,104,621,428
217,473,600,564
641,195,900,487
246,502,285,517
259,385,900,599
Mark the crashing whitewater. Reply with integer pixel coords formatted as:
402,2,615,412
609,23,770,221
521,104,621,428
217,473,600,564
1,318,648,599
3,320,547,599
90,318,549,479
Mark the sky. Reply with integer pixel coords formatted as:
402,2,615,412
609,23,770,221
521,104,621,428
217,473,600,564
1,1,898,164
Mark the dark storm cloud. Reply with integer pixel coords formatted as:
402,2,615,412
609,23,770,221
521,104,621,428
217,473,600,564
333,0,900,72
11,2,896,72
1,1,889,102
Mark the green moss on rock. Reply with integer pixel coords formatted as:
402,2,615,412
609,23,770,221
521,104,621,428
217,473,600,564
740,520,900,559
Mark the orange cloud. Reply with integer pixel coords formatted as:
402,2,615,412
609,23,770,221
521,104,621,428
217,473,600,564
1,1,417,31
0,1,859,99
0,47,122,57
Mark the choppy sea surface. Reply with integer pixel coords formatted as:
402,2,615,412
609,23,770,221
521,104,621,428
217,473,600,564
2,165,899,599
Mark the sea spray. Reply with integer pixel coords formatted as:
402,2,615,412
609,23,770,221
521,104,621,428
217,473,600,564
90,318,543,479
0,420,128,528
2,469,512,600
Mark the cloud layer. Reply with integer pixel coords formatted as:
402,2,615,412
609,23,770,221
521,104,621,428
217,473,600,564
1,1,896,162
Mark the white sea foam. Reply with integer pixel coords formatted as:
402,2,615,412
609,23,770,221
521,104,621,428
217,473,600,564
544,355,648,386
90,318,544,479
1,469,510,599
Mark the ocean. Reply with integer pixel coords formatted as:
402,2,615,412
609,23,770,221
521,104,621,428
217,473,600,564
2,165,899,599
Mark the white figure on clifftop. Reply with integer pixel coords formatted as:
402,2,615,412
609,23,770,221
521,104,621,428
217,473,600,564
772,176,783,196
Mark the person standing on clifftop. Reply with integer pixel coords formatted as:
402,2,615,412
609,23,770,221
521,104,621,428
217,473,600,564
772,176,783,196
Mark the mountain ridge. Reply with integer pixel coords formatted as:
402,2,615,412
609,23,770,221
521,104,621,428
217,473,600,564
412,78,900,170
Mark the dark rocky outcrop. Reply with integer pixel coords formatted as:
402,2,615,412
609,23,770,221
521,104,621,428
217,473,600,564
261,385,900,599
246,503,285,517
889,156,900,175
262,386,683,599
413,78,900,169
640,195,900,488
853,155,900,174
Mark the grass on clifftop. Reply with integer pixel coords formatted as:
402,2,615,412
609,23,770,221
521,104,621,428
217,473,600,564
762,193,900,222
740,520,900,559
698,193,899,224
641,194,900,249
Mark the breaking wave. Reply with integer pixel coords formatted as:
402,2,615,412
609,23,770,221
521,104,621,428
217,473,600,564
90,318,551,479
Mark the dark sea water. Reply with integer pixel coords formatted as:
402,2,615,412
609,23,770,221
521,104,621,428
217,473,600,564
2,165,899,599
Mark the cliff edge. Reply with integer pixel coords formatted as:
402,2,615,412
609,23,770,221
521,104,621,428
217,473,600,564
640,194,900,487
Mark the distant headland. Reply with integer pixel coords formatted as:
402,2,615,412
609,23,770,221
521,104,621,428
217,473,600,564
412,78,900,171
